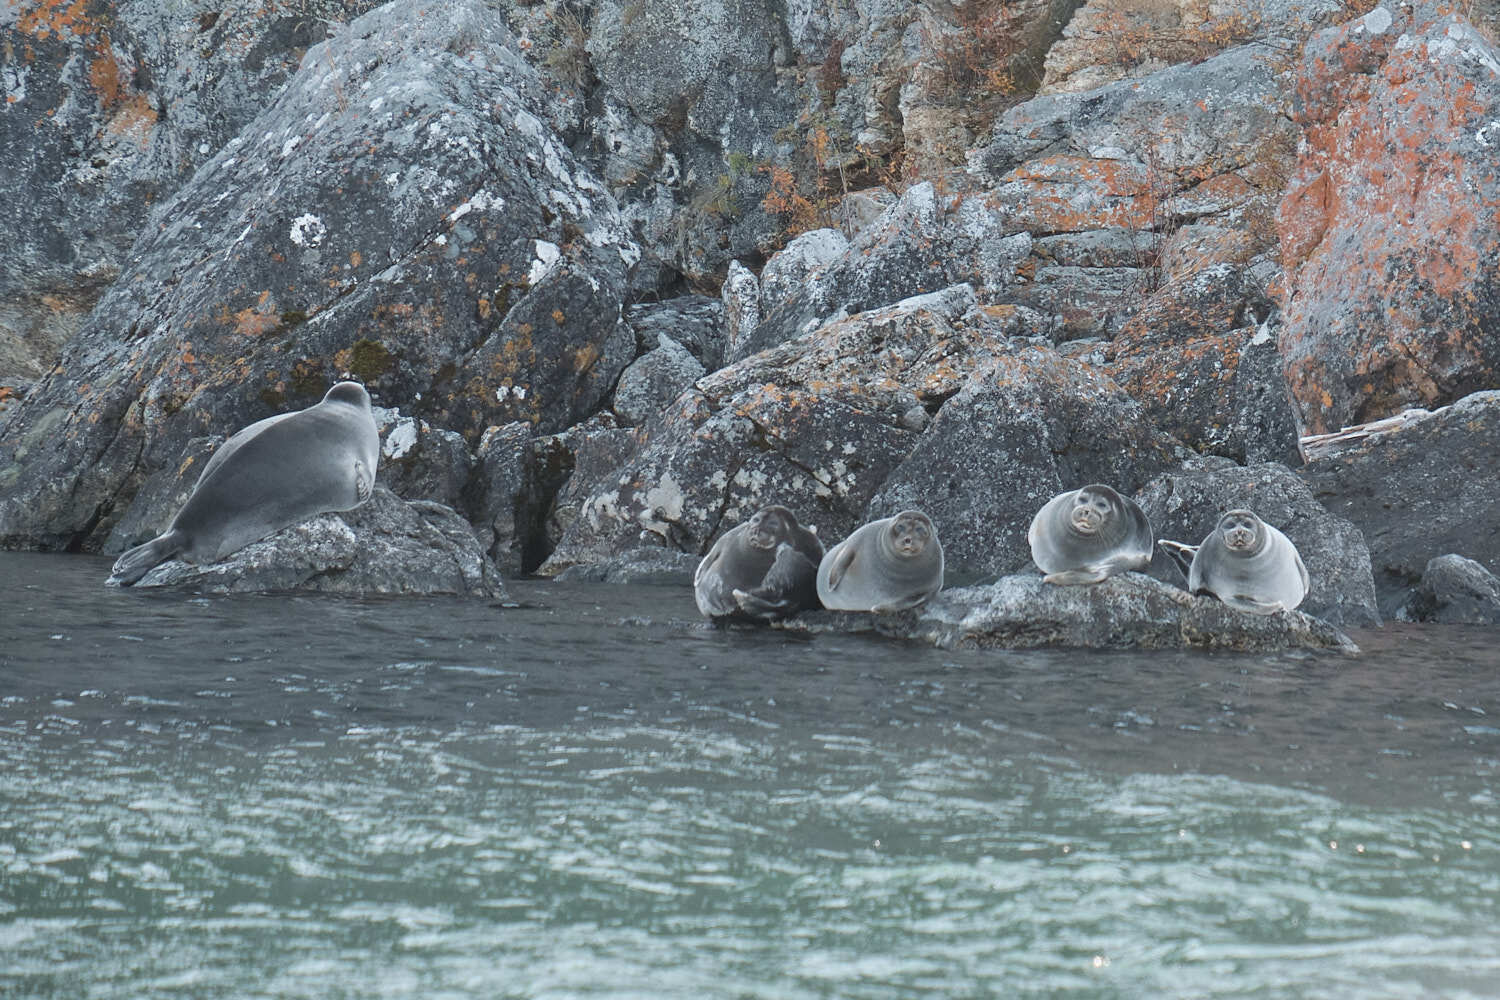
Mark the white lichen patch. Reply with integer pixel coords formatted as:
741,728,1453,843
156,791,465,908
289,214,327,248
636,475,686,534
495,384,528,402
1361,6,1393,36
528,240,561,285
382,417,419,460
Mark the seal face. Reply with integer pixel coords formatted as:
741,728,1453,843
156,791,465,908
1028,483,1153,586
1182,508,1310,615
108,381,381,585
816,510,944,612
693,505,824,621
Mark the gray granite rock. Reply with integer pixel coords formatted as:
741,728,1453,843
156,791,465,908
470,422,539,577
1402,554,1500,626
552,547,700,586
759,228,849,318
721,260,762,361
1139,459,1380,627
0,0,637,555
126,487,503,596
869,346,1185,582
625,296,727,372
373,407,475,512
780,573,1358,654
613,335,707,427
1301,391,1500,615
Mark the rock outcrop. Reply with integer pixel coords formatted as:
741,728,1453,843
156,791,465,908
781,573,1359,654
0,0,637,554
1300,390,1500,615
1279,7,1500,432
125,487,503,596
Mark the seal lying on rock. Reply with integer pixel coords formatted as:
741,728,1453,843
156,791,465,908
693,505,824,621
109,382,380,585
1029,484,1153,585
1159,508,1309,615
817,510,944,612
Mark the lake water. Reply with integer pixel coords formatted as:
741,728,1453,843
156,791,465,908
2,551,1498,999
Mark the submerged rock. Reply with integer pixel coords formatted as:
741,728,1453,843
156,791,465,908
128,488,504,596
781,573,1358,654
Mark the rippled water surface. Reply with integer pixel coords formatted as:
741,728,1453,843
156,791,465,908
2,552,1499,999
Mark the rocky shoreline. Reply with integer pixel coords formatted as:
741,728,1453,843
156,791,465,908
3,1,1499,645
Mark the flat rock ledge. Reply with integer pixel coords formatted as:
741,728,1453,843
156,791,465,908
552,547,700,586
123,489,504,597
776,574,1359,655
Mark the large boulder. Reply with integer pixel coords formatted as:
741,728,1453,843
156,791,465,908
868,346,1184,582
1300,390,1500,614
0,0,638,554
782,573,1359,654
1278,7,1500,432
126,487,504,596
0,1,381,404
1138,459,1380,627
1106,265,1300,465
543,284,1015,570
741,183,1034,359
1401,554,1500,626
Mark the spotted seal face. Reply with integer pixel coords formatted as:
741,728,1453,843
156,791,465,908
887,511,934,559
745,506,793,551
1067,487,1118,537
1217,510,1265,554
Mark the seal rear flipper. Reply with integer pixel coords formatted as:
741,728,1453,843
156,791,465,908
107,530,188,586
1225,594,1286,616
732,587,792,620
1042,567,1108,586
1156,540,1197,582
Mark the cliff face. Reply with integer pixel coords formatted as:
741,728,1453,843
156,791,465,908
1,0,1497,622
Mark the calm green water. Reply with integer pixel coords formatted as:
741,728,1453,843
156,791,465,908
2,552,1498,999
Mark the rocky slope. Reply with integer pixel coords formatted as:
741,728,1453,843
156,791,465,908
2,0,1497,639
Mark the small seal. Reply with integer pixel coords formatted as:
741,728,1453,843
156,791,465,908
693,505,824,621
108,381,380,585
1028,483,1153,585
816,510,944,612
1159,508,1309,615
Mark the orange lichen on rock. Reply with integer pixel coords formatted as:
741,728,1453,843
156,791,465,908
17,0,94,40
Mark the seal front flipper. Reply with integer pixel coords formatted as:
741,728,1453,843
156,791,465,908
825,544,857,591
1157,540,1197,582
354,459,374,504
871,589,932,613
108,529,189,586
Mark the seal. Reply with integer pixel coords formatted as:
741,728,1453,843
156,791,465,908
108,381,380,585
1159,508,1309,615
693,505,824,621
1028,483,1153,585
816,510,944,612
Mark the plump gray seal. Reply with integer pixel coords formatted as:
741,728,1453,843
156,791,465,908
1028,483,1153,585
693,505,824,621
108,382,380,585
816,510,944,612
1159,509,1309,615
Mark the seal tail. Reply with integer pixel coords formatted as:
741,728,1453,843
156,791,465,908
108,530,187,586
1157,539,1197,583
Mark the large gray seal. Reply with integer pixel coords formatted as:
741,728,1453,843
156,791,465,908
1159,508,1309,615
108,382,380,585
816,510,944,612
1028,483,1153,586
693,505,824,621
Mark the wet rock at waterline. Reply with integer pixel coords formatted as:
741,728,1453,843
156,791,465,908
1400,555,1500,626
552,547,700,586
126,488,503,597
779,573,1358,654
